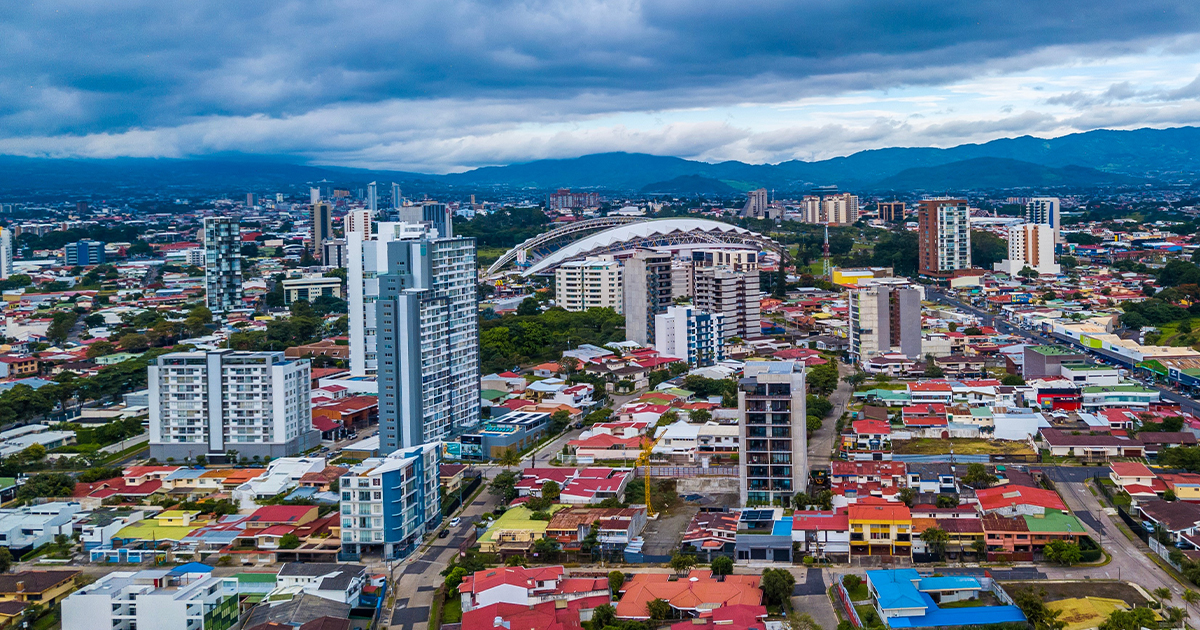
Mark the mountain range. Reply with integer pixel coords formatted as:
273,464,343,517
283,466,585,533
4,126,1200,199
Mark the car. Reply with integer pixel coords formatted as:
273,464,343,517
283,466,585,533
450,517,462,527
438,528,450,538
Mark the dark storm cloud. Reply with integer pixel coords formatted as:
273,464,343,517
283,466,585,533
1,0,1199,139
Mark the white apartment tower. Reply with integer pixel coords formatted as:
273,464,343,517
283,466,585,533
0,226,12,280
691,249,761,342
1025,197,1061,230
555,256,623,312
148,350,318,462
742,188,769,219
739,361,808,506
994,223,1060,277
801,196,822,224
345,209,372,235
348,222,429,375
654,306,724,367
372,228,481,450
368,181,378,215
63,570,239,630
848,281,924,364
822,193,860,225
203,216,243,312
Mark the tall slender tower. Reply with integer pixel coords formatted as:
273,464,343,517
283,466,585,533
822,225,831,279
204,217,243,312
391,183,402,210
311,201,332,262
0,226,12,280
367,182,378,216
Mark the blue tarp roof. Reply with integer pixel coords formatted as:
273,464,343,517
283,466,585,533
168,562,213,575
888,594,1026,628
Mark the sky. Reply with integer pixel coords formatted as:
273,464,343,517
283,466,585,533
3,1,1200,173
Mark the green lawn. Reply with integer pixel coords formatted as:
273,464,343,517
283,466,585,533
940,599,986,608
845,581,869,602
441,596,463,623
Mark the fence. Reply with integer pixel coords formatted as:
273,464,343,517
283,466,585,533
640,466,737,478
1150,538,1184,571
834,581,863,628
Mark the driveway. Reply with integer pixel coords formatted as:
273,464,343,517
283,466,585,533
808,362,853,471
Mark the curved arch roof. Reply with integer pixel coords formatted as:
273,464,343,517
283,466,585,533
523,218,775,276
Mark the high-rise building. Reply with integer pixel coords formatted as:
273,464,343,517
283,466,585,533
738,361,807,506
63,240,105,266
204,216,243,312
345,209,372,235
375,233,480,450
801,195,822,223
548,189,601,211
348,222,429,375
147,350,318,461
397,202,453,238
691,249,760,342
878,201,905,222
654,306,724,366
822,193,860,225
741,188,769,219
0,226,12,280
622,250,673,345
75,201,88,213
367,181,378,215
246,193,257,207
917,198,971,278
339,442,442,558
555,256,623,312
670,259,694,300
64,570,239,630
310,187,321,205
311,201,332,261
994,223,1060,277
391,183,403,210
848,281,923,364
323,239,347,268
1025,197,1061,230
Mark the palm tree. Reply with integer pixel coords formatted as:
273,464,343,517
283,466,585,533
1181,589,1199,615
921,527,950,560
498,448,521,469
1155,587,1173,607
1165,606,1186,630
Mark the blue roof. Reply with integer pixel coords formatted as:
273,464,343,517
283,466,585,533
888,594,1026,628
0,378,53,392
868,569,925,611
168,562,213,575
772,517,792,537
916,576,981,591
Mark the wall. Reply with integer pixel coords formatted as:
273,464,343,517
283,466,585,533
676,477,740,495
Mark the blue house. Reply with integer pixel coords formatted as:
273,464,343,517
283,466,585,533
866,569,1026,628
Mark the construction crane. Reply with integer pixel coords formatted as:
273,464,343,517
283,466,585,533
634,436,661,517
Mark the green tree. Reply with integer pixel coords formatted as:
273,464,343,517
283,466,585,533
278,533,301,549
921,526,949,559
1183,589,1200,614
962,463,998,488
1154,587,1172,605
118,333,150,352
86,341,117,359
0,547,11,573
549,410,572,433
843,371,868,388
498,448,521,469
591,604,616,630
444,566,469,594
489,470,519,503
1014,587,1066,630
17,473,76,501
808,360,839,395
532,537,559,556
690,409,712,424
971,538,988,557
517,297,541,317
46,311,79,344
608,571,625,596
541,480,561,502
1000,374,1025,386
648,598,671,621
1018,266,1040,280
669,553,696,575
184,304,213,336
971,230,1008,269
711,555,733,576
1043,540,1082,566
936,494,957,508
1098,607,1156,630
761,568,796,608
897,488,917,508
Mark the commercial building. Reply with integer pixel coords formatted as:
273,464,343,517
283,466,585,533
994,223,1060,276
62,567,239,630
396,202,454,238
373,228,481,450
147,350,319,461
654,306,724,367
917,198,971,278
877,201,905,222
738,361,807,506
1025,197,1061,230
323,239,347,268
741,188,769,219
203,216,243,312
0,227,12,279
622,250,672,346
1023,345,1088,380
344,209,372,235
282,275,344,306
63,239,105,266
311,201,333,261
339,442,442,559
555,257,623,312
849,281,923,363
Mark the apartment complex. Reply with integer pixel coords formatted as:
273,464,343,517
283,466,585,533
741,188,770,219
802,193,860,225
63,239,105,266
282,275,343,306
347,221,430,375
622,249,673,345
311,201,333,261
994,222,1060,276
323,239,347,267
654,306,725,367
63,569,239,630
344,209,372,235
554,256,623,312
147,350,318,461
738,361,807,506
849,281,923,363
374,230,481,450
693,265,760,342
339,442,442,559
549,189,601,211
0,227,13,280
917,198,971,278
1025,197,1061,230
203,216,243,312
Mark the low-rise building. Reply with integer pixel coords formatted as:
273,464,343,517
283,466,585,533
275,562,367,605
62,566,238,630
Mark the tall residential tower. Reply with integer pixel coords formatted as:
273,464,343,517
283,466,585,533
917,198,971,279
204,216,243,312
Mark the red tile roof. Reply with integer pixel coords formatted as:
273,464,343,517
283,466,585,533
976,485,1067,512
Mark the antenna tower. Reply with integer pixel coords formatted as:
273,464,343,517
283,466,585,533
822,224,831,278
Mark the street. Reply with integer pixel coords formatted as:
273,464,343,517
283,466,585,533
808,361,853,471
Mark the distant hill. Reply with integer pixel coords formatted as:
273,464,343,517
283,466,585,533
871,158,1148,191
640,175,739,195
3,125,1200,198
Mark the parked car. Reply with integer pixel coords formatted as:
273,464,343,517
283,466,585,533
438,528,450,538
450,517,462,527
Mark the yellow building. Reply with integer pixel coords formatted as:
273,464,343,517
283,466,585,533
157,510,201,527
832,267,893,287
848,504,912,556
0,570,80,605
